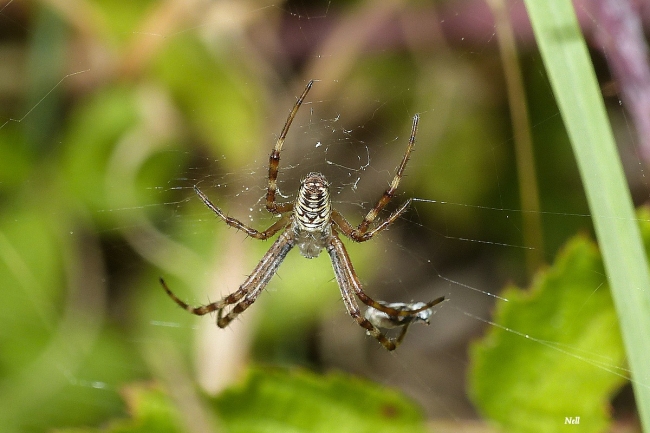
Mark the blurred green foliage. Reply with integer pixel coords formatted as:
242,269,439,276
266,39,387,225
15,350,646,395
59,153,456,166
54,367,428,433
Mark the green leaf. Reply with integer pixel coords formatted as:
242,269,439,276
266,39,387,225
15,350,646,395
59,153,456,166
469,235,626,433
213,367,427,433
55,367,427,433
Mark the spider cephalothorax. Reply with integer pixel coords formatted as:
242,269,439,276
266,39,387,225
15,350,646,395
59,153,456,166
160,80,444,350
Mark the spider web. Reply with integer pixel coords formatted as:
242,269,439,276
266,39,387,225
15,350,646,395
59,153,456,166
0,0,647,430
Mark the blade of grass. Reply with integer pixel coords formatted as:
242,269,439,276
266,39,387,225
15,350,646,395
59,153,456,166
523,1,650,430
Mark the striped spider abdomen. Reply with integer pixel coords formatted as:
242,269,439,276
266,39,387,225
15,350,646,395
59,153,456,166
293,172,332,259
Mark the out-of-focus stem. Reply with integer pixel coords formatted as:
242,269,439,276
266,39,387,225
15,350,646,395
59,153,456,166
488,0,545,276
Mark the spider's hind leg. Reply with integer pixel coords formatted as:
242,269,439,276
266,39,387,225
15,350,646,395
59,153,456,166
327,231,443,350
161,229,296,327
336,288,402,350
160,277,230,316
214,230,295,327
216,296,256,328
356,311,402,351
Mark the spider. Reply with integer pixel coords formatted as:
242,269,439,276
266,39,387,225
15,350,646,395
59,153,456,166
160,80,444,350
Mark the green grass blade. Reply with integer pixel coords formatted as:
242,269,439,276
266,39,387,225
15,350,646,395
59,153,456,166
523,2,650,430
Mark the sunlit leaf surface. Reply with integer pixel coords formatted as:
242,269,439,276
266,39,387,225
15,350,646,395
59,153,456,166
469,235,627,433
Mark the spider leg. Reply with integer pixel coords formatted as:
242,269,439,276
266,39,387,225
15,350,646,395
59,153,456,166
194,185,292,239
395,322,413,346
161,229,295,325
215,229,295,327
266,80,314,215
160,277,226,316
331,198,411,242
337,114,419,242
329,251,400,350
327,230,439,350
328,229,443,318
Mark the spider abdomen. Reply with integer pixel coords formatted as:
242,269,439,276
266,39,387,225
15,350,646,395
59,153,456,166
294,172,331,231
293,172,332,258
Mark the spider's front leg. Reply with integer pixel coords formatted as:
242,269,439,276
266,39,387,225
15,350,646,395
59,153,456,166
334,114,419,243
266,80,314,215
161,227,296,327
